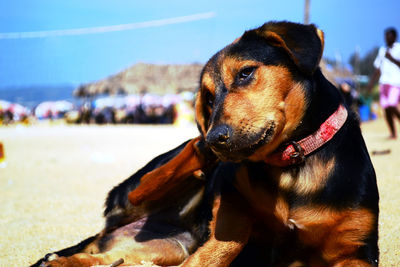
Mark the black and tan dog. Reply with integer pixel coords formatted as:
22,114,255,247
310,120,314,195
32,21,379,267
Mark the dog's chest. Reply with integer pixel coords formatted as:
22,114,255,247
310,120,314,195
236,158,335,228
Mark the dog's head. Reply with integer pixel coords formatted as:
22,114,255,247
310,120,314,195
195,21,324,162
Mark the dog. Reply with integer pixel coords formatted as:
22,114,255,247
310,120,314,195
32,21,379,266
129,20,380,266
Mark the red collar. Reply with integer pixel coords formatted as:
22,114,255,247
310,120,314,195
264,104,348,167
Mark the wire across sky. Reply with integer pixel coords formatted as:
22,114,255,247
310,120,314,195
0,12,216,39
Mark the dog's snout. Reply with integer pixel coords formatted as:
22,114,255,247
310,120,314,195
206,125,232,149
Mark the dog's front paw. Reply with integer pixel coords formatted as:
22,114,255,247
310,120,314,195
30,253,59,267
40,255,83,267
40,257,72,267
40,254,104,267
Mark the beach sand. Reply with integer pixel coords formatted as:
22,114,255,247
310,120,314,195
0,119,399,266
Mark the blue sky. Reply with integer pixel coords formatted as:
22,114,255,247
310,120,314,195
0,0,399,87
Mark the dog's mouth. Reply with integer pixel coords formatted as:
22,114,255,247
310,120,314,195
247,123,276,151
210,122,276,162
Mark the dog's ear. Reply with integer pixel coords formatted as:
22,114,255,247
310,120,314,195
254,21,324,75
128,137,209,205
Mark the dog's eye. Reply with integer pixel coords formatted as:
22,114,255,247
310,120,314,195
204,91,214,106
237,67,256,83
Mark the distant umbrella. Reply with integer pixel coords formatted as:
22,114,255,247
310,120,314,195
124,95,140,109
93,96,126,109
0,100,11,110
54,100,74,112
0,100,29,120
9,103,29,117
141,94,162,107
35,101,74,119
162,94,181,107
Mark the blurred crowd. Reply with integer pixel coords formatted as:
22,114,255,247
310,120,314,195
336,78,381,122
0,92,195,126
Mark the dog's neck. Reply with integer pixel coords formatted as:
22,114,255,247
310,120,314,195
264,104,347,167
264,69,348,167
291,68,344,140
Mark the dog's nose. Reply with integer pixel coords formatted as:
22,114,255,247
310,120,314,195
206,124,231,149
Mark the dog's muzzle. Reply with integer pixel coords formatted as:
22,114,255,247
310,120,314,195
205,124,232,151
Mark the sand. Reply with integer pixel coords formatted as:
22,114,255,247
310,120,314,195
0,119,399,266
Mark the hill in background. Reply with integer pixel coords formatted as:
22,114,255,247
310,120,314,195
75,61,351,97
75,63,204,97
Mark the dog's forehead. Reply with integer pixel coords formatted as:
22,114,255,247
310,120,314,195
201,35,289,85
200,46,251,87
207,39,264,67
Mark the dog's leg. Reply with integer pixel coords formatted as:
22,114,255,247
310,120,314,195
30,235,99,267
42,237,189,267
128,136,215,205
182,194,252,267
332,259,372,267
291,207,378,266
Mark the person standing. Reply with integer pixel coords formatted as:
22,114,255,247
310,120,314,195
368,27,400,139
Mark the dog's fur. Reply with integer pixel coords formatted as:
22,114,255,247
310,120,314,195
32,21,379,267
